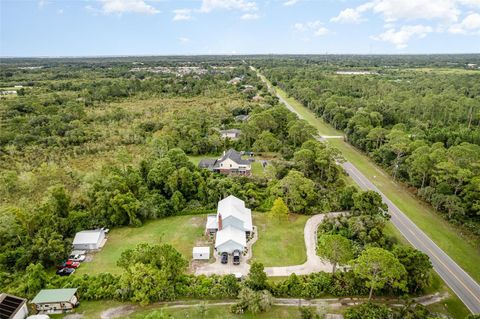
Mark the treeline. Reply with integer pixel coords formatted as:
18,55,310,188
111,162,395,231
260,62,480,236
1,60,353,290
1,242,437,319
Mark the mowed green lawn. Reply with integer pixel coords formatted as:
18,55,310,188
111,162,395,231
76,215,205,275
271,83,480,283
252,213,309,267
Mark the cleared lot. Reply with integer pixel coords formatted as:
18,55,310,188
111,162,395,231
76,215,205,275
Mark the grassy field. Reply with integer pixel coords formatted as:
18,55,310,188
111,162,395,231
188,155,216,166
252,213,309,267
251,161,265,176
271,84,480,283
56,300,306,319
76,215,206,275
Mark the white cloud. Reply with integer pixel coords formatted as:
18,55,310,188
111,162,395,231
241,13,260,20
372,24,433,48
94,0,160,15
179,37,190,44
283,0,299,6
314,27,329,36
294,20,329,36
449,12,480,33
372,0,459,23
331,0,480,48
38,0,50,8
331,0,467,24
173,9,191,21
331,8,364,23
200,0,257,13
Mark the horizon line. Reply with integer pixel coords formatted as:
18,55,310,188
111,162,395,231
1,52,480,59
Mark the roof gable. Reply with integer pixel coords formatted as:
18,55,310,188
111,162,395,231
217,195,252,231
215,226,246,247
73,230,104,245
216,149,250,166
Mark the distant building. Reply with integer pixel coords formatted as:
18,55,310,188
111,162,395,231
199,149,251,176
72,229,106,250
0,293,28,319
0,90,17,95
335,70,377,75
228,77,243,85
31,289,79,314
234,114,249,122
466,63,478,69
220,129,241,140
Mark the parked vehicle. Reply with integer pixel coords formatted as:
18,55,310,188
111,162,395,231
234,272,243,281
221,252,228,264
56,267,75,276
68,254,86,262
233,250,241,265
65,260,80,268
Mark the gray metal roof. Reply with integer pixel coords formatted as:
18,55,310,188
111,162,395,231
72,230,104,245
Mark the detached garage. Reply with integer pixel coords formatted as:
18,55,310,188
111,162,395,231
72,229,106,250
193,247,210,260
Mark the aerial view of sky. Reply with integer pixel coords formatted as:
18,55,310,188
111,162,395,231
1,0,480,56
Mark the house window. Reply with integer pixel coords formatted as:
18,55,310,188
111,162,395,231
220,164,223,167
230,164,232,167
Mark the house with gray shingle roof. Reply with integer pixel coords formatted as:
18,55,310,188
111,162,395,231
198,149,251,176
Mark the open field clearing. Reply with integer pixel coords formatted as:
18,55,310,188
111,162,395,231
252,213,309,267
76,215,206,275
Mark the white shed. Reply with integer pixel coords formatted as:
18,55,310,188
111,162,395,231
193,247,210,260
72,230,106,250
0,293,28,319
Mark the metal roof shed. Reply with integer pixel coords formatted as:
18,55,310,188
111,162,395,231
193,247,210,260
72,230,105,250
31,289,79,314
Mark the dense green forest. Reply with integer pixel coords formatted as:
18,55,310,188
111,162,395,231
255,57,480,237
0,56,472,318
0,58,348,287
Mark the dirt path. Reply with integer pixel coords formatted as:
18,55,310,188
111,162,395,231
89,292,448,319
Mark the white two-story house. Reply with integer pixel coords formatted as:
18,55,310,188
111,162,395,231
205,195,253,254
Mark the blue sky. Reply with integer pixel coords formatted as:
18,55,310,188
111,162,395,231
1,0,479,56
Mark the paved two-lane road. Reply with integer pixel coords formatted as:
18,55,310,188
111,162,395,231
255,67,480,314
344,162,480,314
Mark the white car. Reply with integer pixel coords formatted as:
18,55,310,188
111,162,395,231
68,254,86,262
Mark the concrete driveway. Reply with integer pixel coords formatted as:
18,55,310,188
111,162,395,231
194,226,258,276
195,213,343,277
264,212,343,276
